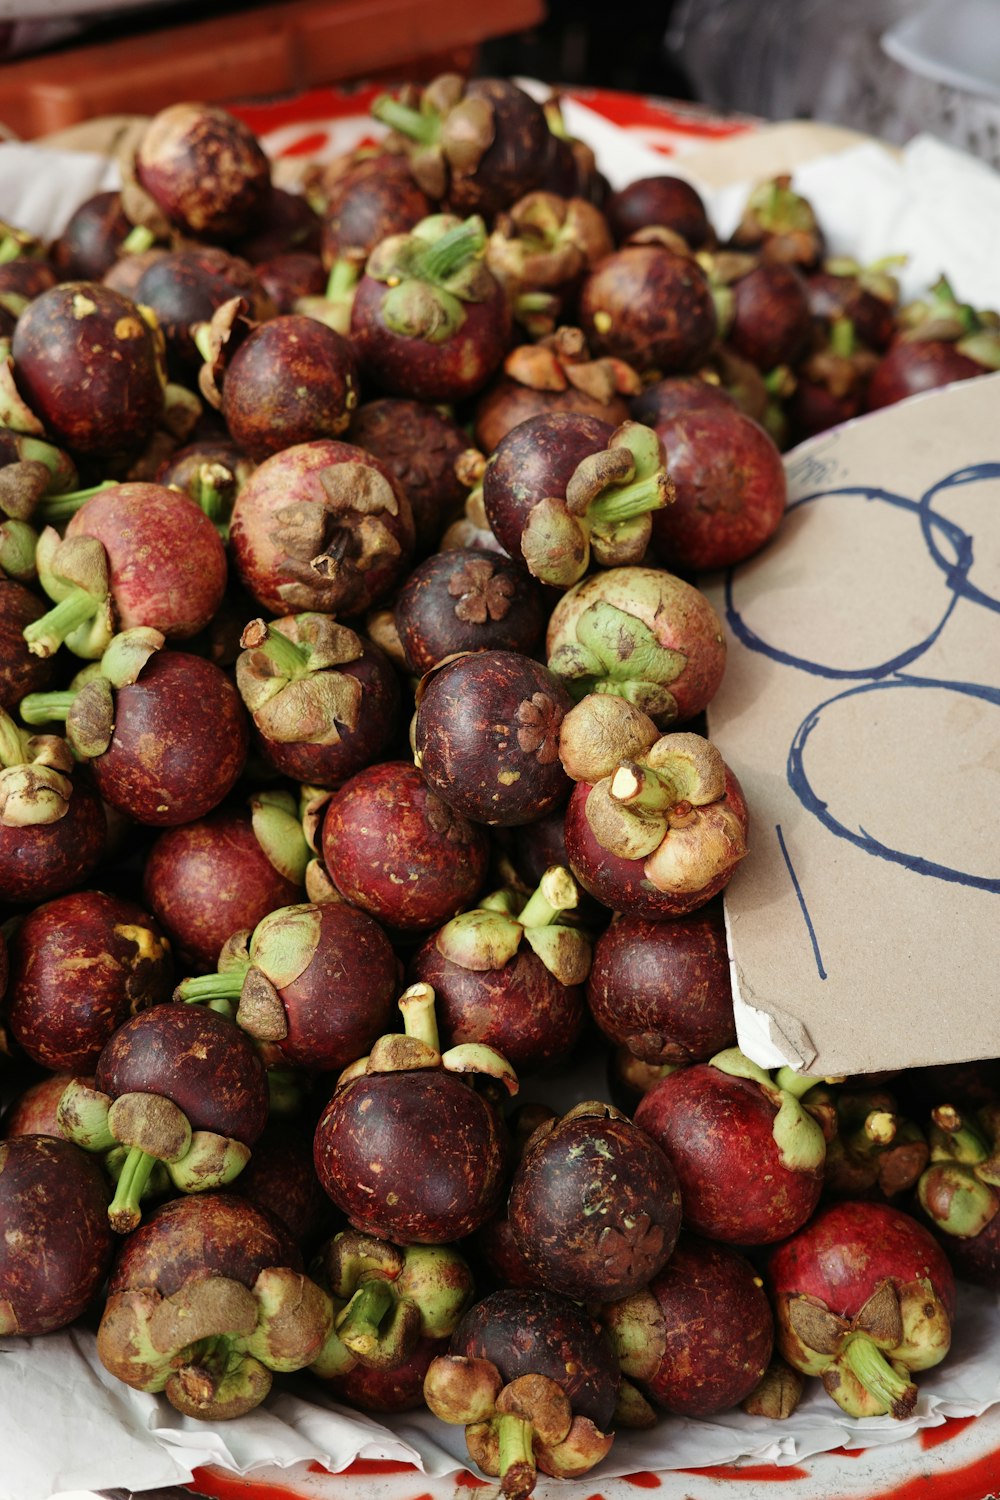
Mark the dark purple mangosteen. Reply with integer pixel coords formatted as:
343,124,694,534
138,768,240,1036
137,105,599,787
134,101,271,241
580,241,717,374
394,548,546,675
348,397,468,555
606,175,712,249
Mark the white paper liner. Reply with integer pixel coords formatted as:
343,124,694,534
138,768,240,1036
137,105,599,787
3,101,1000,1500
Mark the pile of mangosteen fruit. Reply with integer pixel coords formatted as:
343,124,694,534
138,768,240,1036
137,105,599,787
1,79,997,1499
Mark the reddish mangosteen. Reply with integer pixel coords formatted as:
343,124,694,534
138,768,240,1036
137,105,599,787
586,903,736,1064
8,282,164,461
234,186,323,263
372,76,551,218
866,341,987,411
318,154,432,325
176,899,398,1074
474,327,641,455
768,1200,956,1419
546,565,726,727
348,396,468,555
0,711,106,904
605,1047,680,1116
0,579,56,708
0,256,57,306
4,889,171,1072
486,191,613,337
22,629,248,826
425,1287,620,1494
229,437,415,618
630,371,741,427
603,1232,773,1416
134,101,271,241
350,214,511,403
255,249,326,312
310,1228,474,1379
394,548,546,675
580,241,717,374
788,319,880,440
868,273,1000,411
508,1100,682,1302
2,1071,91,1138
25,481,227,659
635,1048,830,1244
235,615,401,786
916,1103,1000,1290
134,247,275,374
0,1134,114,1335
606,175,712,249
96,1191,332,1420
409,866,589,1072
50,191,135,282
198,307,360,460
143,791,308,971
645,403,787,573
716,258,812,371
320,760,489,933
60,1002,270,1231
235,1122,332,1247
483,412,671,589
806,259,900,352
729,175,824,268
313,983,514,1243
322,1333,446,1412
414,650,574,827
559,696,749,920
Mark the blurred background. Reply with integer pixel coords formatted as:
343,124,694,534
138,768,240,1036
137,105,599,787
0,0,999,162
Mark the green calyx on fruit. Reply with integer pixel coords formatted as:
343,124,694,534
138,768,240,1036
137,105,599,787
20,626,165,759
250,788,310,886
547,597,688,721
520,421,673,588
917,1104,1000,1237
710,1048,830,1173
0,709,74,827
22,528,115,659
236,615,364,746
176,903,324,1041
366,214,492,344
371,75,495,200
434,865,591,986
347,982,519,1096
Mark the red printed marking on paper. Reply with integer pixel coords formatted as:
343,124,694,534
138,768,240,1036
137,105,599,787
919,1415,977,1450
828,1446,867,1459
678,1463,811,1482
455,1472,491,1487
873,1446,1000,1500
189,1469,304,1500
342,1459,422,1474
622,1475,663,1488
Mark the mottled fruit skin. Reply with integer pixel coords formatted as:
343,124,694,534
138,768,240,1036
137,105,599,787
261,901,398,1073
135,247,274,372
221,317,360,461
474,376,631,457
143,810,302,971
508,1110,681,1302
65,483,228,639
394,548,546,675
11,282,163,458
93,651,247,827
564,767,749,921
321,156,431,269
451,1288,619,1430
586,905,735,1063
350,271,511,404
229,439,415,618
321,761,489,933
414,650,573,827
866,341,983,411
106,1192,300,1300
636,1064,824,1244
728,263,811,371
2,1072,85,1139
252,638,401,787
580,246,717,373
5,890,172,1072
0,1135,114,1335
96,1004,269,1147
314,1069,508,1243
234,1124,331,1247
0,773,106,906
630,374,739,428
0,580,56,711
444,79,552,219
648,406,787,572
255,250,325,312
348,397,468,555
606,176,712,248
136,102,271,241
410,937,584,1074
768,1201,957,1322
483,410,614,563
639,1233,774,1415
326,1333,445,1411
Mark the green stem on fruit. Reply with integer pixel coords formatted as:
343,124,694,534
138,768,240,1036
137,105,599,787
177,969,248,1003
121,224,156,255
0,237,23,266
840,1335,916,1416
517,866,578,929
370,95,440,145
22,589,100,655
496,1413,536,1499
848,1111,897,1156
829,317,856,358
19,689,77,725
326,259,361,302
399,982,441,1052
191,463,235,529
418,218,486,283
609,761,678,814
245,621,310,678
34,480,117,524
335,1279,395,1357
108,1145,159,1232
586,470,669,529
774,1066,838,1100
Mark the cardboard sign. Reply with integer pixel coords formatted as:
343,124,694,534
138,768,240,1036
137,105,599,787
705,372,1000,1077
